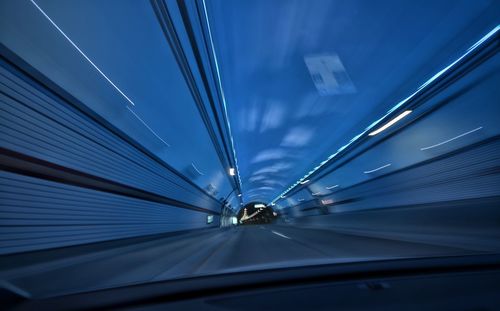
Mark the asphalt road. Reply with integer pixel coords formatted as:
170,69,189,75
0,224,475,298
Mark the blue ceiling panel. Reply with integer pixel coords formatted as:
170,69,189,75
205,0,499,203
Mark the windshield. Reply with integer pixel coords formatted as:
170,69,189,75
1,0,499,299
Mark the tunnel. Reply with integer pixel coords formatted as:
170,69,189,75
0,0,500,309
237,202,277,225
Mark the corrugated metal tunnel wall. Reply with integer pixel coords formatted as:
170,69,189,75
284,137,500,251
0,57,222,255
277,49,500,250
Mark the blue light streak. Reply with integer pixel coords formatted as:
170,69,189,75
270,24,499,205
201,0,243,192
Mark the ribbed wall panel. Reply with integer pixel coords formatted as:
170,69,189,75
0,62,219,210
0,171,217,255
296,137,500,216
0,59,223,255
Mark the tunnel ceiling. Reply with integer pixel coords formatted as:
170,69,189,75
204,0,495,203
6,0,497,207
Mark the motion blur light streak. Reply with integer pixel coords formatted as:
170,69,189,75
420,126,484,151
364,163,392,174
326,185,339,190
200,0,242,190
126,106,170,147
270,25,500,205
0,1,499,308
368,110,413,136
191,163,204,175
29,0,137,107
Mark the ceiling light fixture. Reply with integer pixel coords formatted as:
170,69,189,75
368,110,412,136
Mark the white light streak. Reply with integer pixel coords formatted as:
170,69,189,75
364,163,391,174
270,26,500,205
326,184,339,190
271,231,291,239
299,179,310,184
368,110,412,136
420,127,483,151
126,107,170,147
191,163,204,175
30,0,136,107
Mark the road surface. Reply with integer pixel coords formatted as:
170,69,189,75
0,224,477,298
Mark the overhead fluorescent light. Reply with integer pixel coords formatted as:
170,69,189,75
312,192,321,196
299,180,310,184
255,204,266,208
326,184,339,190
368,110,412,136
268,25,500,206
298,198,304,202
238,194,242,197
229,168,236,176
321,199,334,205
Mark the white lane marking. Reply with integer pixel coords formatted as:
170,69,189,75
420,127,483,151
271,230,291,239
30,0,136,107
0,281,31,298
126,106,170,147
363,163,391,174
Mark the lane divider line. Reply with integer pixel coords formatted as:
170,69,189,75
271,230,291,239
